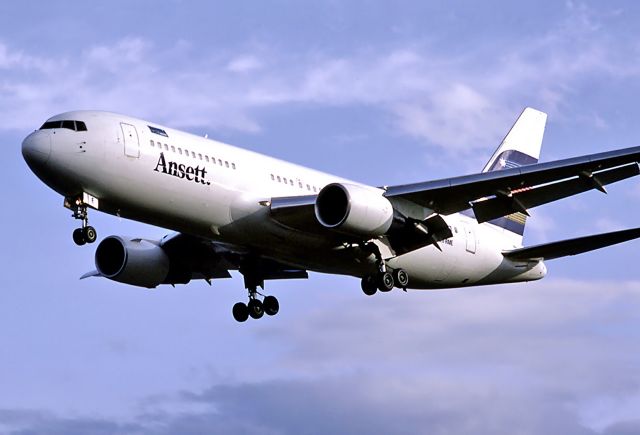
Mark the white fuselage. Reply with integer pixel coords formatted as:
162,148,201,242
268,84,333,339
23,111,546,289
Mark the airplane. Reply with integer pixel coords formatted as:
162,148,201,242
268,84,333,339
21,107,640,322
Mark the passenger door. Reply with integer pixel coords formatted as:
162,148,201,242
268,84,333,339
121,123,139,158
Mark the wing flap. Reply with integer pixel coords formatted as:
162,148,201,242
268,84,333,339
385,146,640,216
503,227,640,261
472,162,640,223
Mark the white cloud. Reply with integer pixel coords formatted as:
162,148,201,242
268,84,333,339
3,2,639,155
226,55,263,73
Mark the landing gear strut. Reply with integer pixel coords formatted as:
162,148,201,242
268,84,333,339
68,198,97,246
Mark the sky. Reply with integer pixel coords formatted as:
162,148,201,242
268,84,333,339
2,1,640,434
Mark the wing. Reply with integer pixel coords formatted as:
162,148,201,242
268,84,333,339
503,227,640,261
82,232,308,286
384,146,640,222
161,233,309,284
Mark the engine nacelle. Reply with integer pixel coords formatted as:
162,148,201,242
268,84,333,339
95,236,171,288
315,183,394,237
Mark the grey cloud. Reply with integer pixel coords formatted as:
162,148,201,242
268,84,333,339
0,409,143,435
0,376,600,435
603,420,640,435
4,278,638,435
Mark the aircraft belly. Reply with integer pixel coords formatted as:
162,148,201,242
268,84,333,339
389,221,507,289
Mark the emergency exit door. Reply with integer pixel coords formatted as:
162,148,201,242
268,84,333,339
464,224,477,254
121,123,139,158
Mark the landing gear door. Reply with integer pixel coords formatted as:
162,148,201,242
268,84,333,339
121,123,140,158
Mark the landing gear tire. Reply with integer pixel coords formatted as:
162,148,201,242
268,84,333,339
67,198,98,246
72,228,86,246
361,275,378,296
263,295,279,316
248,299,264,319
232,302,249,322
377,272,395,292
393,269,409,289
83,226,97,244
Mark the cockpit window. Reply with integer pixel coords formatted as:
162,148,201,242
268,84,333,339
40,121,61,129
40,120,88,132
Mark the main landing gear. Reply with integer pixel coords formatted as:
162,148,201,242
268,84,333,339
360,268,409,296
68,198,97,246
359,241,409,296
232,288,280,322
233,259,281,322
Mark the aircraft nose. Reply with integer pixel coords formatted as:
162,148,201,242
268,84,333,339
22,131,51,169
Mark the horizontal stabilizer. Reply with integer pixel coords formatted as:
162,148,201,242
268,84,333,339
503,227,640,261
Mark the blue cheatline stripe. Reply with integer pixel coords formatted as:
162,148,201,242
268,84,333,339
488,215,525,235
486,150,538,173
462,149,538,236
460,209,526,236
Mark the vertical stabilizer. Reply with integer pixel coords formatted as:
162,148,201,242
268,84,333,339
481,108,547,240
482,107,547,173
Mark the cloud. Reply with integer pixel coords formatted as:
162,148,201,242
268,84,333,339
3,3,640,155
227,55,263,73
2,278,639,434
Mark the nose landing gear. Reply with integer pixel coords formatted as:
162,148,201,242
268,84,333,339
66,197,97,246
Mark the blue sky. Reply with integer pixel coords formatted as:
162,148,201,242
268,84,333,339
2,1,640,434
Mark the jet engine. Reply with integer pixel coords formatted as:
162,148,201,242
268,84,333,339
95,236,174,288
315,183,394,238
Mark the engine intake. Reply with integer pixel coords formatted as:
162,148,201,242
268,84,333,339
315,183,394,237
95,236,171,288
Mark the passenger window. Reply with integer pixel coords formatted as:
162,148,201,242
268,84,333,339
225,161,229,168
306,184,310,191
298,181,303,188
198,153,202,160
150,140,154,147
185,149,189,155
164,144,169,151
232,163,236,170
218,159,223,166
205,156,209,162
290,179,294,186
271,174,275,180
178,148,183,155
277,176,281,182
171,146,175,152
